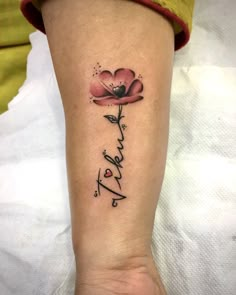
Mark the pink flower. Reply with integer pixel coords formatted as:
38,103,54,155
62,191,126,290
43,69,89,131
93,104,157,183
90,68,144,106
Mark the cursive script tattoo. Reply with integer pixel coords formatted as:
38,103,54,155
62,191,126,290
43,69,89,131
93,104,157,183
90,66,144,207
95,105,127,207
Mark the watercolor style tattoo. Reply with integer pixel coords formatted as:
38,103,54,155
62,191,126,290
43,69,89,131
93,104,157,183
90,63,144,207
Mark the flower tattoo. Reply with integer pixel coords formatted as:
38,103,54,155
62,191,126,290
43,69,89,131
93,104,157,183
90,64,144,207
90,67,144,106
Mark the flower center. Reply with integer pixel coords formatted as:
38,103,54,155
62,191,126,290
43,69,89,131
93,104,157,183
113,85,126,98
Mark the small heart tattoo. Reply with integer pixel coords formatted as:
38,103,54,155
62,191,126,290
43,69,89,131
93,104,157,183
113,85,126,98
104,169,113,178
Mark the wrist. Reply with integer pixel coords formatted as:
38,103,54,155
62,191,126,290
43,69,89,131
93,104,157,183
74,253,166,295
73,228,153,271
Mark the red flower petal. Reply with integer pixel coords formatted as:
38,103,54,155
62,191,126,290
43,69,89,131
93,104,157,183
93,95,143,106
114,68,135,92
127,79,143,96
90,79,113,97
98,70,115,92
99,70,113,81
91,95,115,101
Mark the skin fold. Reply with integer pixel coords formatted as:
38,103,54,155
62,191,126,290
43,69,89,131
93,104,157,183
41,0,174,294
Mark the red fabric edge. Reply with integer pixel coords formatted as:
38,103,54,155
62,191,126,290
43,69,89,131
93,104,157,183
20,0,190,50
20,0,45,34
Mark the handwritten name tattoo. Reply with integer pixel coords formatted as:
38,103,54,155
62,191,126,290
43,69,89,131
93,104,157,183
94,105,126,207
90,64,144,207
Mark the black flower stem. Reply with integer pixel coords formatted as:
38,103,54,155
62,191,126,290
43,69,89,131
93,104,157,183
118,104,123,120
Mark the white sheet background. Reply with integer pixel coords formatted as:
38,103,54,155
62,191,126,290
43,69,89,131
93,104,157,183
0,0,235,294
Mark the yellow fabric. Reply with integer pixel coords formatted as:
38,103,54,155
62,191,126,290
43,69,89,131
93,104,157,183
152,0,194,35
0,0,35,114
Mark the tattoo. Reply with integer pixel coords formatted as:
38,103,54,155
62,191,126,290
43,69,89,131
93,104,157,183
90,64,144,207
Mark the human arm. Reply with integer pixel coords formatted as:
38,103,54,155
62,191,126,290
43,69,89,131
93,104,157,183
41,0,174,294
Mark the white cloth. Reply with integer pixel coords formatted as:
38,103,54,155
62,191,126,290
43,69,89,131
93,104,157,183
0,0,235,294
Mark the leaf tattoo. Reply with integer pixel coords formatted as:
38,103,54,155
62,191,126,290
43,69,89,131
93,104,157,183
104,115,118,124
